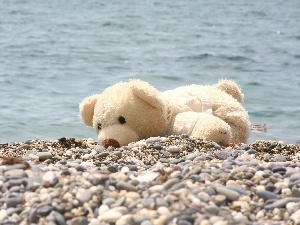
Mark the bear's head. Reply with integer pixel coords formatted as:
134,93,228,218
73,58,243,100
80,80,170,148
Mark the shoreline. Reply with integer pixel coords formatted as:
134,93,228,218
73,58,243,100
1,136,300,224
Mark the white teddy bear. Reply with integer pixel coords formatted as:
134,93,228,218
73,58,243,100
80,79,251,148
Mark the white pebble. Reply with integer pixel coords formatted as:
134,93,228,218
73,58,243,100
81,161,94,167
42,171,57,185
256,210,265,220
82,154,91,160
98,204,110,215
29,154,39,161
89,218,99,225
110,206,128,215
66,150,72,156
40,193,51,202
148,184,163,194
121,166,130,173
281,188,292,198
255,185,265,191
24,192,37,203
0,209,8,221
291,209,300,224
157,206,170,215
286,202,298,213
98,210,122,222
131,171,159,183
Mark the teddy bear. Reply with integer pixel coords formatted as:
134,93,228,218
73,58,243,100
79,79,251,148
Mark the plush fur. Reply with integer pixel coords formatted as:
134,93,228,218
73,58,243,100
80,79,251,148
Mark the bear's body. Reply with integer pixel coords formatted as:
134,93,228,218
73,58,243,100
80,79,251,148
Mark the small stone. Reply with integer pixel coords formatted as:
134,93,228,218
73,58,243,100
37,204,53,217
214,194,226,206
116,181,137,192
98,210,122,223
256,210,265,220
53,211,67,225
157,206,170,215
166,146,181,153
256,190,280,201
163,178,180,191
206,206,219,215
145,137,162,143
42,171,58,186
5,197,22,208
214,150,230,160
186,152,201,161
0,209,8,221
290,173,300,182
107,166,118,173
36,152,53,161
292,189,300,198
70,217,88,225
216,186,240,201
265,197,300,209
76,189,93,204
76,165,86,172
4,169,27,178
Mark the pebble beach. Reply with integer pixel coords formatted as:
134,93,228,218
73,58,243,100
1,135,300,225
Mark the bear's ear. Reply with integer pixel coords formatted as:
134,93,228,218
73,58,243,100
215,79,244,103
130,80,164,109
79,94,99,127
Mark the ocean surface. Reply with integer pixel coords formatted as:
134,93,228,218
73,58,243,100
1,0,299,144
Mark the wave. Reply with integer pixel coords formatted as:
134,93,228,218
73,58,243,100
180,53,253,62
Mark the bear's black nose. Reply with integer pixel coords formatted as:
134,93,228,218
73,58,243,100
102,139,120,148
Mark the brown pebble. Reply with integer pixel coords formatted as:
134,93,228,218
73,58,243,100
1,156,31,169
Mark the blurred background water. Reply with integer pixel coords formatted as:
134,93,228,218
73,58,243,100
0,0,299,144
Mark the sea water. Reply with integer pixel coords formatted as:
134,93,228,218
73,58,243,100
0,0,299,144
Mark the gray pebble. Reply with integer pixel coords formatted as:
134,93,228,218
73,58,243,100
4,169,27,179
226,185,250,196
116,181,137,192
166,145,181,153
290,173,300,182
145,137,162,143
214,150,230,160
53,211,67,225
102,197,116,206
76,165,86,172
4,197,22,208
70,217,88,225
169,158,185,164
4,164,27,171
216,186,240,201
36,152,53,161
206,206,220,215
256,190,280,201
265,197,300,209
186,152,201,161
163,178,180,191
36,203,53,217
28,208,38,224
292,189,300,198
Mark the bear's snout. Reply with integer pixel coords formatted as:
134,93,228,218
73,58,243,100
102,138,120,148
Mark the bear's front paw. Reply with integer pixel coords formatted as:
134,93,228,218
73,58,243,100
191,115,232,146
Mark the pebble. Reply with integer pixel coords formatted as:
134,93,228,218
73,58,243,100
216,186,240,201
256,190,280,201
36,152,53,161
0,136,300,224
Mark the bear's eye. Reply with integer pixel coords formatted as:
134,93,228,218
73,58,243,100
97,123,102,130
118,116,126,124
